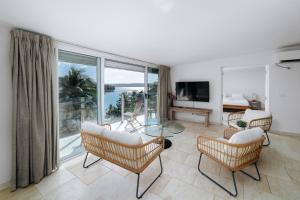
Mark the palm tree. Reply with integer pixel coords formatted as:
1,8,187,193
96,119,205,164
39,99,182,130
59,67,96,101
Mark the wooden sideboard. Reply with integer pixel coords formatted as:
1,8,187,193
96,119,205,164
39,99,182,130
168,106,212,127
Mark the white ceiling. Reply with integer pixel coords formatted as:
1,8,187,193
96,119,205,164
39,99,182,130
0,0,300,66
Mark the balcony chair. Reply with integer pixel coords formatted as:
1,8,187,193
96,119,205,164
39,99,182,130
197,127,265,197
80,122,164,199
124,101,143,131
227,109,272,146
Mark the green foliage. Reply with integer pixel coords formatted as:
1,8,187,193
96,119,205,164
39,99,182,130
237,120,247,128
59,67,97,101
105,90,144,118
105,82,158,121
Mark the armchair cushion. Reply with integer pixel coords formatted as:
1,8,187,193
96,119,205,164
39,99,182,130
103,129,143,145
228,127,264,144
242,109,271,123
81,121,106,135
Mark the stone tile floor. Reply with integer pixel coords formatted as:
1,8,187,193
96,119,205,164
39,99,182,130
1,120,300,200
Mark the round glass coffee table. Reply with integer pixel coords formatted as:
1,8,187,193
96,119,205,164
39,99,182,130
143,119,184,149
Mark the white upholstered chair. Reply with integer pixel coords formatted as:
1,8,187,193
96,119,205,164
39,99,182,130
227,109,272,146
197,127,265,197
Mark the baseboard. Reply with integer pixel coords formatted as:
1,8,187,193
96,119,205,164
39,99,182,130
0,181,10,191
271,130,300,137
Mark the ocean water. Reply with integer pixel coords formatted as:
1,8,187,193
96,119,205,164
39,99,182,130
104,87,143,111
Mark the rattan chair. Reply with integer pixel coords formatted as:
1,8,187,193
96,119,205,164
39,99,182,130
81,124,164,199
227,110,272,146
197,128,265,197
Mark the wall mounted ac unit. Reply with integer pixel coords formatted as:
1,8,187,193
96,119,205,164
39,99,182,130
276,50,300,69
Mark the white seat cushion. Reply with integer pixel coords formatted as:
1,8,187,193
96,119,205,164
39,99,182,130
103,129,143,145
81,121,106,135
228,127,264,144
242,109,271,123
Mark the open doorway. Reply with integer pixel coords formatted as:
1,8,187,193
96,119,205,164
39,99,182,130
221,66,269,125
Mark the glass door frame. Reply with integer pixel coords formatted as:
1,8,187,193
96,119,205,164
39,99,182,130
56,42,159,128
144,67,149,123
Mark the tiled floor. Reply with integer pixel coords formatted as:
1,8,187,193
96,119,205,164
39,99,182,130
1,120,300,200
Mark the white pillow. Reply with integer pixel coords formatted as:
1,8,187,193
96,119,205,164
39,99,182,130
81,121,106,135
228,127,264,144
242,109,271,123
231,93,244,98
103,129,143,145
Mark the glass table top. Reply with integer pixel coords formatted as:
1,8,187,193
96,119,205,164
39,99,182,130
142,119,185,137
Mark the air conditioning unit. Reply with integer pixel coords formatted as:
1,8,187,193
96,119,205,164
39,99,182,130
277,50,300,63
276,50,300,69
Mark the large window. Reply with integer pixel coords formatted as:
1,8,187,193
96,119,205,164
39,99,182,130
57,50,158,160
58,50,98,160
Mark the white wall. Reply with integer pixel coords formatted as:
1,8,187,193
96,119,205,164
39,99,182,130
171,51,300,134
223,67,266,108
0,23,12,188
269,62,300,134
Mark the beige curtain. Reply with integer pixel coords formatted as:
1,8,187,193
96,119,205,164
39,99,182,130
11,29,58,189
158,65,172,120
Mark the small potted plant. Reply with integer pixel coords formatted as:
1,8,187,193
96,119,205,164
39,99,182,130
168,93,176,107
236,120,247,128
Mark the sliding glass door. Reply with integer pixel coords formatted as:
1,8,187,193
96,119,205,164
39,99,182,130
104,60,145,126
58,50,99,160
57,51,158,160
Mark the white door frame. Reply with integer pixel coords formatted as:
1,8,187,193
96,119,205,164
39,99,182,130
220,65,270,124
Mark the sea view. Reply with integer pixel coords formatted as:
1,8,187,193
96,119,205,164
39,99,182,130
104,86,144,112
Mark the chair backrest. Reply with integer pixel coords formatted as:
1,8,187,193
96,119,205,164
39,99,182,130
228,127,264,144
133,102,143,116
242,109,271,122
81,129,164,173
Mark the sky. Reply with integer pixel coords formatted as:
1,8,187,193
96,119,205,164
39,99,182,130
58,62,158,84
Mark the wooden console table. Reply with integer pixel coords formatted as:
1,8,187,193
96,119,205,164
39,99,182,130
168,107,212,127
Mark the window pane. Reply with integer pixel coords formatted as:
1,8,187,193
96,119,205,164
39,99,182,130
104,67,144,125
58,51,98,161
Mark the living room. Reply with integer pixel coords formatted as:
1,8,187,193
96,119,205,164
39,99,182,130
0,1,300,200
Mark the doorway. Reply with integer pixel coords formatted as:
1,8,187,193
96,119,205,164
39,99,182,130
221,65,270,125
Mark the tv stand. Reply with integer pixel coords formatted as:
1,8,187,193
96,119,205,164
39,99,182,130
168,106,212,127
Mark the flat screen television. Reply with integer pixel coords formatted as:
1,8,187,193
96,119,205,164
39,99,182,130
176,81,209,102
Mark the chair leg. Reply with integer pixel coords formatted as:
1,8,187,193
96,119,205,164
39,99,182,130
134,118,142,126
240,162,261,181
136,155,163,199
263,131,271,146
83,152,102,168
198,153,238,197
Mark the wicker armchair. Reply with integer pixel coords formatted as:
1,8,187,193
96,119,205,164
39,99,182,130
227,110,272,146
197,128,265,197
81,124,164,199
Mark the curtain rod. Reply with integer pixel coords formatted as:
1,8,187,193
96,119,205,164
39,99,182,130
13,28,52,38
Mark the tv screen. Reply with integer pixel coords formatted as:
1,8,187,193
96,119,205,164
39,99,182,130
176,81,209,102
